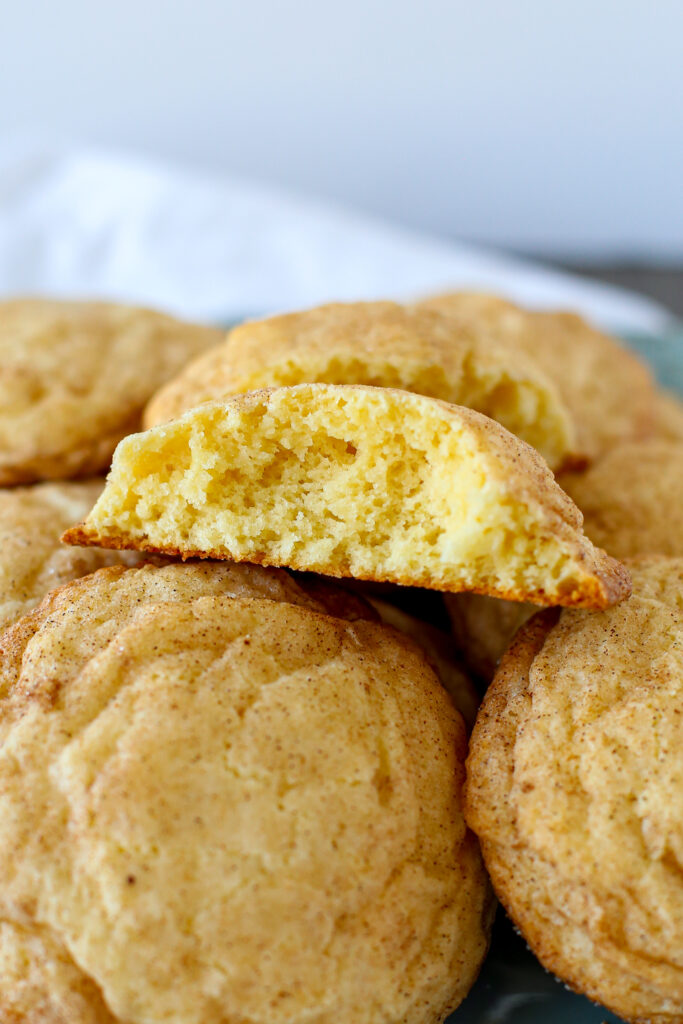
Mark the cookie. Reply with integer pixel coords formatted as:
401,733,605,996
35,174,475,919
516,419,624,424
560,440,683,559
143,301,576,470
64,384,630,608
0,298,222,485
0,478,144,631
0,563,492,1024
418,292,657,461
465,556,683,1023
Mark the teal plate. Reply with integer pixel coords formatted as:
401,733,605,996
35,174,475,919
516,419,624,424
448,325,683,1024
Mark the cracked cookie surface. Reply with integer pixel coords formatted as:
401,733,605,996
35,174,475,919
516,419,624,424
0,562,491,1024
0,298,222,484
465,556,683,1023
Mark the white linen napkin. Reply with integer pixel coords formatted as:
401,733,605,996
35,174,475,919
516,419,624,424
0,141,671,333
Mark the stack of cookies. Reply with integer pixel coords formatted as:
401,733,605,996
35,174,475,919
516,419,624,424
0,294,680,1024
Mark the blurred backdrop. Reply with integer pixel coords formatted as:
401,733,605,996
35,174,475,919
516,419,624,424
2,0,682,310
5,0,682,257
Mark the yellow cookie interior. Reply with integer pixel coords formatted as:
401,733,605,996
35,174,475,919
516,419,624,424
67,384,629,608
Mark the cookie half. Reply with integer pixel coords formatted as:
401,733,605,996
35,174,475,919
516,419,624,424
64,384,630,607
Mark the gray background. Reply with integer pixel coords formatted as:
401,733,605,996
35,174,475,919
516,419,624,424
4,0,682,265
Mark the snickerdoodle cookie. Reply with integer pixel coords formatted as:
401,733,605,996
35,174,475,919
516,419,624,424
446,593,536,682
0,478,143,630
465,556,683,1023
0,298,222,485
0,562,492,1024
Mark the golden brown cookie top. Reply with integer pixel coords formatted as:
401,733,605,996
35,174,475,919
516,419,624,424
0,565,491,1024
559,440,683,559
65,383,630,608
144,300,576,470
0,298,222,485
418,292,657,461
465,556,683,1023
6,558,374,649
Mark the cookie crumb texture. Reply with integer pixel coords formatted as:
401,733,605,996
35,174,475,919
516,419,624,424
65,384,630,608
465,557,683,1024
0,563,492,1024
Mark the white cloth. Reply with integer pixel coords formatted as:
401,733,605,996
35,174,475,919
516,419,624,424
0,141,671,333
